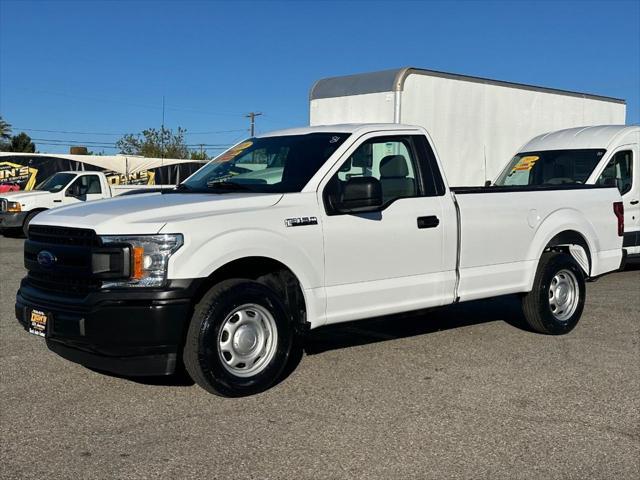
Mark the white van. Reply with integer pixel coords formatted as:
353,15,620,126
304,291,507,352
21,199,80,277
494,125,639,258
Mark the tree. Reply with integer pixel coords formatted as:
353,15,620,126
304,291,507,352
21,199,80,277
0,116,11,150
0,116,11,141
190,149,208,161
0,132,36,153
116,127,191,159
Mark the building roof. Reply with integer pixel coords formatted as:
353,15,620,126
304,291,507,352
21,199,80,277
519,125,640,152
309,67,626,104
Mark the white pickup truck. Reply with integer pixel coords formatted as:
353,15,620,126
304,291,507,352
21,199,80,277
0,171,163,236
16,124,624,396
494,125,639,258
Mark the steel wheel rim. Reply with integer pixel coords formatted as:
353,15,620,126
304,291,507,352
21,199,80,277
548,269,580,321
217,303,278,377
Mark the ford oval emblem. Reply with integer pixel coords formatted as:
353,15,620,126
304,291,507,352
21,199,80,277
37,250,57,268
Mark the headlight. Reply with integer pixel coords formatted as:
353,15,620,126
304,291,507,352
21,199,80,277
99,234,183,288
7,201,21,212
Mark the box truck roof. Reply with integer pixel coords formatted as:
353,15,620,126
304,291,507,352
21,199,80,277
310,67,626,104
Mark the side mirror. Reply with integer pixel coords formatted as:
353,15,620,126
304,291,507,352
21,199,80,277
484,180,492,187
331,177,383,214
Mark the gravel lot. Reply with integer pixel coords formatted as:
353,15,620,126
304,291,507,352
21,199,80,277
1,235,638,479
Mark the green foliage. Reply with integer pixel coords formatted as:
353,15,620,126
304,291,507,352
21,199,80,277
190,150,208,161
0,131,36,153
116,127,190,159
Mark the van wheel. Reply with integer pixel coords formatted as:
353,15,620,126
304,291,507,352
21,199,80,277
183,279,295,396
522,252,586,335
22,210,41,237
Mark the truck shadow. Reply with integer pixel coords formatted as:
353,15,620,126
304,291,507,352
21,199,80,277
303,294,525,355
276,294,527,386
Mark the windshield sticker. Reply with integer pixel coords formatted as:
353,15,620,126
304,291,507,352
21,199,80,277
234,141,253,151
513,155,540,172
213,141,254,164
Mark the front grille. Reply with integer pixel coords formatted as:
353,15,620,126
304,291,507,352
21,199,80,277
25,226,101,296
0,198,7,212
28,225,99,247
27,271,100,296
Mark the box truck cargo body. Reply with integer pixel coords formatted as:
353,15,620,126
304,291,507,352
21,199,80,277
309,68,627,186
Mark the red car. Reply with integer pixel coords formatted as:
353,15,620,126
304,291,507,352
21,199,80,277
0,182,20,193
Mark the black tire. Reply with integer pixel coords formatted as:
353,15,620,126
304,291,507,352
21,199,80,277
522,252,586,335
22,210,41,237
183,279,296,397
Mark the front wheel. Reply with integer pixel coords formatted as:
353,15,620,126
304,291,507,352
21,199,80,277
522,252,586,335
183,279,296,396
22,210,41,237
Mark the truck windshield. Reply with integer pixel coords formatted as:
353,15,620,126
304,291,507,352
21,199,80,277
34,172,76,192
494,149,606,186
179,133,350,193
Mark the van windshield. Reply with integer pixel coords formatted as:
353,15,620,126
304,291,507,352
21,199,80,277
179,133,350,194
495,149,606,186
34,172,76,192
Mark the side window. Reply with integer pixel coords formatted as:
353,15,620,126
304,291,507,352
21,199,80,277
70,175,102,194
329,137,421,205
83,175,102,194
597,150,633,194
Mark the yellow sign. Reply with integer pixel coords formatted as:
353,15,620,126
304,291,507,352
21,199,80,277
0,161,39,190
513,155,540,172
105,170,156,185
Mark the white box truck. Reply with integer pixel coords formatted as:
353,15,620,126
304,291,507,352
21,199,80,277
309,67,626,186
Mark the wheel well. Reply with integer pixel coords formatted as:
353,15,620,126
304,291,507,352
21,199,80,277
193,257,308,329
544,230,592,273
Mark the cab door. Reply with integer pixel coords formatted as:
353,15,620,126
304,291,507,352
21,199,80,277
596,146,640,255
318,132,457,326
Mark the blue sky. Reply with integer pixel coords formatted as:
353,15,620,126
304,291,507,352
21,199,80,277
1,0,639,155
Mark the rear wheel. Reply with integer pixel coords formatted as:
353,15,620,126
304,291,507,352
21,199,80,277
522,252,586,335
183,279,296,396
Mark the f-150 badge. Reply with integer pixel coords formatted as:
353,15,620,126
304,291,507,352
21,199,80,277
284,217,318,227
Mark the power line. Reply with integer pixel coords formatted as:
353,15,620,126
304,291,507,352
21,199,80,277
14,127,248,136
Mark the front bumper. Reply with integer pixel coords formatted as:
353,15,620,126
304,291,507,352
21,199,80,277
0,211,27,229
15,279,201,376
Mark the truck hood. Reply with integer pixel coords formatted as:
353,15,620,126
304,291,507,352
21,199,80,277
32,192,284,234
0,190,52,203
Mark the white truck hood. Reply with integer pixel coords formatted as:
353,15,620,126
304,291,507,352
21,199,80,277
0,190,52,204
32,192,284,234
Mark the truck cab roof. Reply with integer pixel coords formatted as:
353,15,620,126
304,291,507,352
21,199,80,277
257,123,423,137
520,125,640,152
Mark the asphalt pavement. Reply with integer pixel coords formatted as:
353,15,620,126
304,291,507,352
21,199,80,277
1,235,638,479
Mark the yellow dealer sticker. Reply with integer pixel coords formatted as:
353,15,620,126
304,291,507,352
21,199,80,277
513,155,540,171
214,141,254,164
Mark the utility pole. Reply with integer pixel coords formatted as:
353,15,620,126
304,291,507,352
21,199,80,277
245,112,262,137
